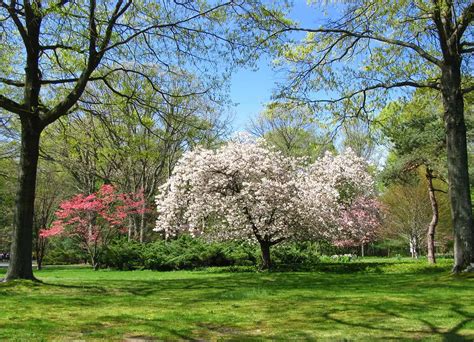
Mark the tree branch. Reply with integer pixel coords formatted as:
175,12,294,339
0,95,28,116
433,188,448,194
453,2,474,39
270,236,286,245
287,26,443,67
303,81,440,105
0,77,24,87
462,85,474,94
100,1,232,54
40,44,85,53
3,1,31,54
41,0,131,127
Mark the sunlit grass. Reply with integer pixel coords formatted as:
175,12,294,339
1,258,473,341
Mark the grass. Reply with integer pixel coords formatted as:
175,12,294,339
0,258,473,341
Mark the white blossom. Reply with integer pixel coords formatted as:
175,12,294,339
155,141,374,248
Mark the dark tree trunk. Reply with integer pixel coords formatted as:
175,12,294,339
36,256,43,271
35,238,43,271
426,168,438,264
5,122,42,281
259,241,272,270
36,236,48,271
441,61,474,273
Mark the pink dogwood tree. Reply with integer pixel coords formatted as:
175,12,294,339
333,196,383,255
41,185,145,269
155,139,377,268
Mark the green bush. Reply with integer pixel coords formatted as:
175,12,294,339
51,236,326,271
271,242,320,270
101,238,143,270
44,237,88,265
142,237,258,271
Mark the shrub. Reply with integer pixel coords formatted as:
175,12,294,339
101,238,143,270
271,242,320,270
44,237,88,265
142,237,258,271
52,235,326,271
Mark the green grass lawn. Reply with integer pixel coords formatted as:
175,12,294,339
0,258,473,341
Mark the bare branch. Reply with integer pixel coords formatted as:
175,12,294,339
2,1,31,53
41,0,131,126
0,77,24,87
286,26,443,67
462,85,474,94
101,1,232,54
40,44,85,53
302,81,440,105
453,2,474,39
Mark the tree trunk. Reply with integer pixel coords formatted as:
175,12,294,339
127,217,133,242
415,236,419,259
139,209,146,243
426,168,438,264
5,123,41,281
35,238,43,271
259,241,272,270
410,235,419,259
37,255,43,271
91,254,100,271
441,62,474,273
361,243,365,257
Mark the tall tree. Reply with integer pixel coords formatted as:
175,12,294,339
340,119,380,163
380,90,449,263
250,101,333,159
0,0,280,281
42,72,228,242
270,1,474,272
33,164,67,270
381,177,452,258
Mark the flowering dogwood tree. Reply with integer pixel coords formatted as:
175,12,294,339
155,140,376,268
40,185,145,269
333,196,383,255
296,150,375,241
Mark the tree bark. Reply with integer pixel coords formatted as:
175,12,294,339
90,251,100,271
426,168,438,264
410,234,419,259
5,122,42,281
35,237,46,271
36,255,43,271
441,61,474,273
92,258,100,271
259,241,272,270
139,209,146,243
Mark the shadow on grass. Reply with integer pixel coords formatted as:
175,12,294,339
208,260,452,275
1,261,472,340
23,269,470,311
78,303,474,341
320,303,473,341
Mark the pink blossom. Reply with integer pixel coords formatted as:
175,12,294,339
40,185,149,266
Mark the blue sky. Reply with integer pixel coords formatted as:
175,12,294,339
228,57,275,131
228,1,339,131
